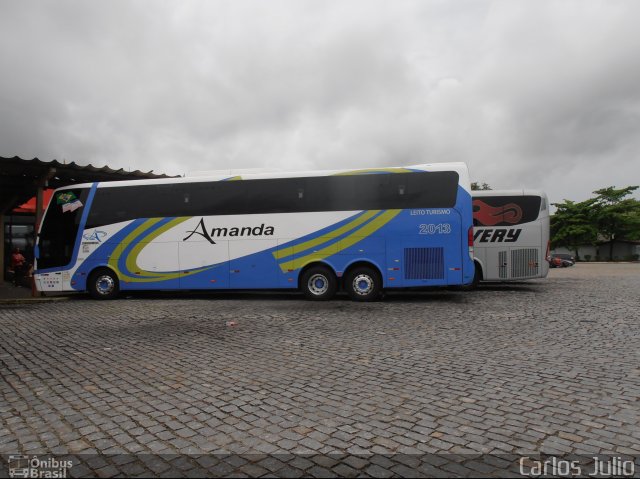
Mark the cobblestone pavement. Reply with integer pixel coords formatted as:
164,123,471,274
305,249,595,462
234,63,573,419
1,264,639,477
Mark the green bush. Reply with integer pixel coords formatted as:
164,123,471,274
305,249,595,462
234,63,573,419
584,254,592,261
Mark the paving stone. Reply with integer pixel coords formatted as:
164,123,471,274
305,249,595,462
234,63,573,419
365,464,395,478
1,265,638,477
274,466,305,478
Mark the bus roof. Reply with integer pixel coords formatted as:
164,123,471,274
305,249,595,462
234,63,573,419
56,162,471,191
472,189,547,198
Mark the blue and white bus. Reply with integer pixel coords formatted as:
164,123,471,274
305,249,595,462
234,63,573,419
34,163,475,301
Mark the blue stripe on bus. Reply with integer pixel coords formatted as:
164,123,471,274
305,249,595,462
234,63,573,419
117,217,182,277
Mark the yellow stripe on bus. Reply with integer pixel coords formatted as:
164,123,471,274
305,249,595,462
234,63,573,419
272,210,380,260
278,209,401,272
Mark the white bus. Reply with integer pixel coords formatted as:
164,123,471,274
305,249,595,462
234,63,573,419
471,189,550,284
34,163,476,301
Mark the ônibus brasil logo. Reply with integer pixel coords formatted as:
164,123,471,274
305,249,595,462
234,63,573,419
183,218,275,245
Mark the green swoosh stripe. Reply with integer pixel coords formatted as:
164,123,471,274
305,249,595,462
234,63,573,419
278,209,400,272
272,210,380,261
109,217,215,283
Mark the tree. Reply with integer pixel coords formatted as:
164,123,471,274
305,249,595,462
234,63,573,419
592,186,640,260
471,182,492,191
551,199,599,261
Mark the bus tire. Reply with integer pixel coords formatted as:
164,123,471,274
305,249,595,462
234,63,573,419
345,266,382,302
300,265,337,301
457,262,482,291
88,268,120,300
469,262,482,289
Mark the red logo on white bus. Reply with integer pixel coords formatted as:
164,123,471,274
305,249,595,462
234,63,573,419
473,200,523,226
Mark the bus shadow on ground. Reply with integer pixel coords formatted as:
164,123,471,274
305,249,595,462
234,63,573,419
384,291,467,303
473,282,541,293
65,282,541,302
65,289,469,303
75,290,309,302
122,290,467,303
383,284,538,302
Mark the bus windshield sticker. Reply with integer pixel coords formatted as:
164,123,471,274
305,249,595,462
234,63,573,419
56,191,84,213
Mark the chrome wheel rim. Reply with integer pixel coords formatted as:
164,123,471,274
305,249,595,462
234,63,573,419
96,275,115,296
352,274,374,296
308,274,329,296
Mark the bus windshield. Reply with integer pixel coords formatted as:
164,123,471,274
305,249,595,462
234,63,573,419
37,188,89,270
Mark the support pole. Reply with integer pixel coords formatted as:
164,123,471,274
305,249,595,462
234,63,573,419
0,214,4,283
33,167,55,297
35,186,44,233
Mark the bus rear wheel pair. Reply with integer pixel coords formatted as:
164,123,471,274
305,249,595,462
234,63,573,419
300,265,381,302
87,266,382,301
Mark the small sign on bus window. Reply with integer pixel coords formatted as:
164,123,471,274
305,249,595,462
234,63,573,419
56,191,83,213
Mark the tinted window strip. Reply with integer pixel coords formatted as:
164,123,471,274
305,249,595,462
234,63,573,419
87,171,459,228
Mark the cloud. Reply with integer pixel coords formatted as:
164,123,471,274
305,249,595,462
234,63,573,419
0,0,639,204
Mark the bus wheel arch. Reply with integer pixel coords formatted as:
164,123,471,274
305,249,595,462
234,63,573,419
343,261,383,302
87,266,120,300
451,260,483,291
298,262,338,301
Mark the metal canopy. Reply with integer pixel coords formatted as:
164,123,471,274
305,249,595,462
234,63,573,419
0,156,178,214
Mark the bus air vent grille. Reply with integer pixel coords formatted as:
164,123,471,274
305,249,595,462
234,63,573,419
511,248,539,278
498,251,508,279
404,247,444,279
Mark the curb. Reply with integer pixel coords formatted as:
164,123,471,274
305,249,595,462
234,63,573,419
574,262,639,264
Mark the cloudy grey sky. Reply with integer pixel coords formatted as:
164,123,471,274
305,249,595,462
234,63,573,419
1,1,639,205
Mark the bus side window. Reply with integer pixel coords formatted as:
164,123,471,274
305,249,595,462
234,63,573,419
305,176,354,212
407,172,458,208
245,177,302,214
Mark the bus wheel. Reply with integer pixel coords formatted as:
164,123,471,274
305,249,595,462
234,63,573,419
300,266,337,300
88,268,120,300
457,262,482,291
468,262,482,289
345,266,382,302
473,262,482,287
